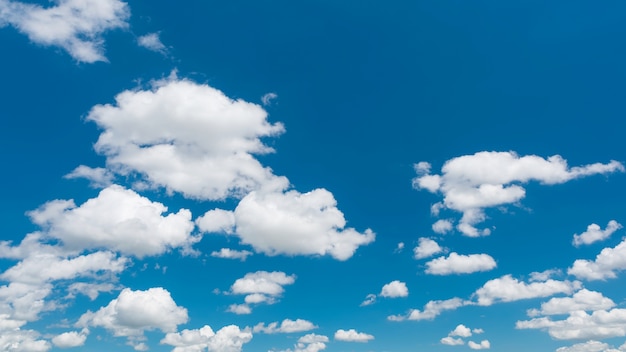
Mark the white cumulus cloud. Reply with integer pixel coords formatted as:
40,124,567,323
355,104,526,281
413,152,623,237
227,271,295,314
527,289,616,317
425,253,496,275
556,340,622,352
52,330,88,348
413,238,443,260
468,340,491,350
380,280,408,298
474,275,581,306
210,248,253,261
573,220,623,247
388,297,468,321
137,32,166,53
517,308,626,340
0,0,129,62
569,238,626,280
334,329,374,342
253,319,317,334
160,324,252,352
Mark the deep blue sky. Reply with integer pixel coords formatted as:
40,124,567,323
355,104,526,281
1,1,626,351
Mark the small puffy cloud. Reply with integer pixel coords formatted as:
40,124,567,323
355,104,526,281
161,324,252,352
395,242,405,252
413,152,623,237
210,248,253,261
334,329,374,342
64,165,114,188
52,330,88,348
204,189,375,261
440,336,464,346
137,32,166,53
568,238,626,280
516,308,626,340
86,76,288,200
380,280,408,298
425,253,496,275
0,0,129,62
573,221,623,247
474,275,581,306
413,238,443,260
432,219,453,234
388,297,467,321
527,289,616,317
77,288,188,338
556,340,619,352
253,319,317,334
28,185,196,258
449,324,473,337
196,209,236,234
468,340,491,350
261,92,278,106
227,271,295,313
282,334,329,352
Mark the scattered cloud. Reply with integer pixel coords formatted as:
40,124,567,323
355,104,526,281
413,152,623,237
161,324,253,352
388,297,468,321
380,280,408,298
517,308,626,340
425,253,496,275
64,165,114,188
569,238,626,280
414,238,443,260
441,336,464,346
360,294,377,307
449,324,473,337
573,220,623,247
227,271,295,313
473,275,581,306
334,329,374,342
210,248,253,261
440,324,484,347
527,289,616,317
529,269,561,282
253,319,317,334
279,334,329,352
0,0,130,62
52,329,88,348
556,340,624,352
137,32,166,53
432,219,453,234
261,92,278,106
468,340,491,350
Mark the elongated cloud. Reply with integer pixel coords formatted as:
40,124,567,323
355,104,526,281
388,297,468,321
413,152,623,237
425,253,496,275
573,220,623,247
334,329,374,342
569,237,626,280
161,325,253,352
517,308,626,340
0,0,129,62
474,275,581,306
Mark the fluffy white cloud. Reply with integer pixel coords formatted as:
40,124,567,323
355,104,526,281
210,248,253,261
161,325,252,352
64,165,114,188
334,329,374,342
28,185,196,258
86,76,288,200
468,340,491,350
52,330,88,348
527,289,616,317
202,189,375,261
388,297,468,321
380,280,408,298
474,275,581,306
449,324,473,337
440,336,464,346
77,288,188,340
0,328,50,351
0,282,53,322
281,334,329,352
413,238,443,260
227,271,295,313
432,219,453,234
569,238,626,280
425,253,496,275
573,221,623,247
137,32,166,53
413,152,623,237
556,340,622,352
253,319,317,334
0,0,129,62
517,308,626,340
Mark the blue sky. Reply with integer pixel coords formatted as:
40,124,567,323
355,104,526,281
1,1,626,351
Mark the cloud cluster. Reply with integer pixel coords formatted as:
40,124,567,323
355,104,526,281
569,237,626,280
413,152,623,236
360,280,408,306
440,324,485,347
0,0,129,62
227,271,295,314
161,325,253,352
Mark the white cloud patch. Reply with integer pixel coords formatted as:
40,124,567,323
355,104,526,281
334,329,374,342
28,185,196,258
425,253,496,275
87,76,288,200
52,330,88,348
413,152,624,237
440,336,464,346
160,325,253,352
137,32,166,53
432,219,453,234
569,237,626,281
210,248,253,261
0,0,129,62
440,324,484,346
360,293,377,307
413,238,443,260
556,340,622,352
388,297,468,321
261,92,278,106
449,324,473,337
201,189,375,261
77,287,188,347
64,165,114,188
380,280,408,298
529,269,561,282
0,328,50,351
227,271,295,314
473,275,581,306
280,334,329,352
573,221,623,247
516,308,626,340
67,282,119,300
253,319,317,334
527,289,616,317
468,340,491,350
